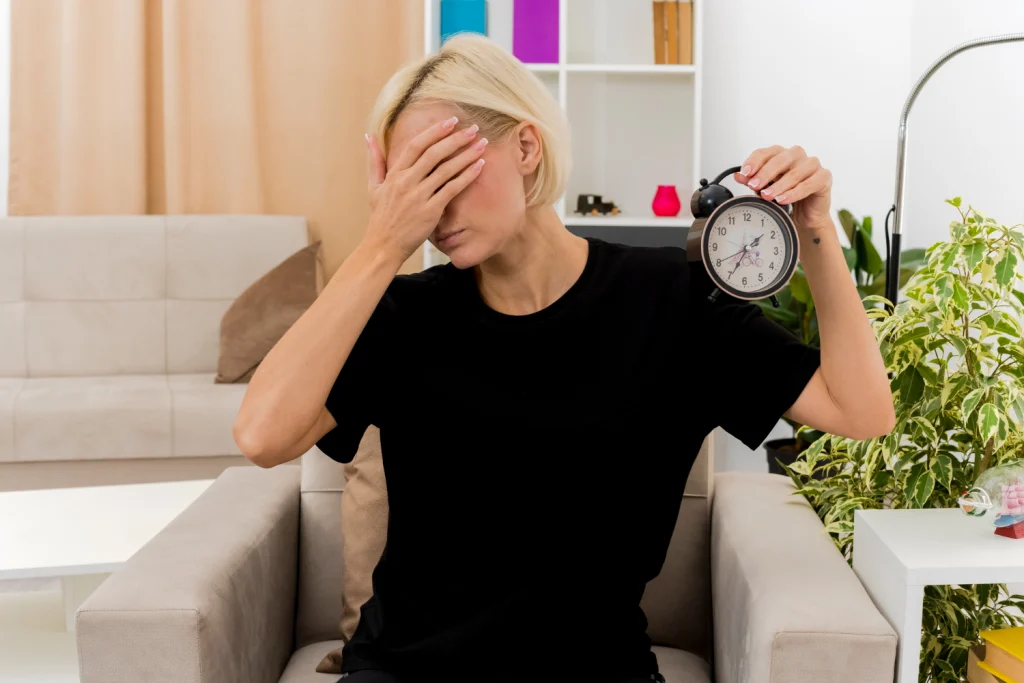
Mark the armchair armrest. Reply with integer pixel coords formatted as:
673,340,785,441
76,465,301,683
711,472,896,683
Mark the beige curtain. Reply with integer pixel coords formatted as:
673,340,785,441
9,0,424,275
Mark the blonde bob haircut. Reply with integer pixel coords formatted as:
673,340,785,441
368,32,571,208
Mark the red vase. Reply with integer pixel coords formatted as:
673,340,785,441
652,185,681,217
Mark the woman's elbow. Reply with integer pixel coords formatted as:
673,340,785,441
847,400,896,441
233,418,281,468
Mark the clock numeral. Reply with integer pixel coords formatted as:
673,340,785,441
761,218,765,226
770,262,775,269
758,273,764,283
743,212,751,222
718,226,728,235
774,247,779,255
742,276,748,286
770,230,776,239
716,259,722,267
727,216,735,226
712,243,718,252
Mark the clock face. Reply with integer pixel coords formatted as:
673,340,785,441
703,198,796,298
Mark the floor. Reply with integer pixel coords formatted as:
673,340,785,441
0,579,80,683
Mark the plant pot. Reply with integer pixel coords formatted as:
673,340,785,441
765,437,835,481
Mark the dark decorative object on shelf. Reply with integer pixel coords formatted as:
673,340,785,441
576,194,621,216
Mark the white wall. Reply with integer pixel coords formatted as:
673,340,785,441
702,0,1024,472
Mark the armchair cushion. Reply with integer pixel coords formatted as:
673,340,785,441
711,472,897,683
76,465,301,683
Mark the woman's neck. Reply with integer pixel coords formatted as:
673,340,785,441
473,204,590,316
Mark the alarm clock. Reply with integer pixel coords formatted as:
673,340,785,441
685,166,800,306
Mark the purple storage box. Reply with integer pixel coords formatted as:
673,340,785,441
513,0,559,64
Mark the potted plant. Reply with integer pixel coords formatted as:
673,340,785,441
757,209,928,476
787,199,1024,683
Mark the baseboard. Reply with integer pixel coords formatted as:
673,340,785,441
0,455,252,492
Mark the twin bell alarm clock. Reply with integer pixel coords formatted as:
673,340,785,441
685,166,800,307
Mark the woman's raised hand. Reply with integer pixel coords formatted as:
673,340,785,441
364,116,488,261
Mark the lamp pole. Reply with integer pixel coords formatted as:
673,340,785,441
887,33,1024,306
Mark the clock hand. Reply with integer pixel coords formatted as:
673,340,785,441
727,246,748,279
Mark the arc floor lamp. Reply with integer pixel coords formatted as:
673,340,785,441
887,32,1024,306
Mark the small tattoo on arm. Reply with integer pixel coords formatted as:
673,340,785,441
813,238,821,244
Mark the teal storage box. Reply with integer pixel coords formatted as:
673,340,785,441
441,0,488,44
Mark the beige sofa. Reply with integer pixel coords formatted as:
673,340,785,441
76,431,897,683
0,215,309,490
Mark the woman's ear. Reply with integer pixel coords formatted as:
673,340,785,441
514,121,543,176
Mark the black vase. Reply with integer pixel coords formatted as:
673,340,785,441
765,437,833,481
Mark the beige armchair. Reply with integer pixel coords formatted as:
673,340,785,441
76,433,896,683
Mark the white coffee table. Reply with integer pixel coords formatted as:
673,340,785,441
0,479,214,631
853,508,1024,683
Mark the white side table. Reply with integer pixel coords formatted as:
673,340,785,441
853,508,1024,683
0,479,214,631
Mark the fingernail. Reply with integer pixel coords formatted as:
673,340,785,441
761,188,773,198
474,137,488,150
465,124,479,137
776,194,788,203
741,165,752,177
364,133,371,145
475,158,486,169
748,178,761,189
444,116,458,129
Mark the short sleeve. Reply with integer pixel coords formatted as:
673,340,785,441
315,291,397,463
690,266,821,450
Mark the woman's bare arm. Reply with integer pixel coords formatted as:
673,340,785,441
233,243,404,467
233,115,488,467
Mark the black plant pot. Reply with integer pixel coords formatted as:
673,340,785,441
765,437,834,481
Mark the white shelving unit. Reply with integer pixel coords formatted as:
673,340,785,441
423,0,702,268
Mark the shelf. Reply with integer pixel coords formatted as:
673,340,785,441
525,63,560,73
565,64,694,74
564,215,692,228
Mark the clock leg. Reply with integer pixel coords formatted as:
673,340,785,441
770,295,780,308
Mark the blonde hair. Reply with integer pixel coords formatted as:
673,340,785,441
368,33,570,207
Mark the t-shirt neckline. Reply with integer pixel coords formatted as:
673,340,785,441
464,236,601,327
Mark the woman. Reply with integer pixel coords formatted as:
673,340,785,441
234,33,894,683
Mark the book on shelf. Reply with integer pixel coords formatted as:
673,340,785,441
974,627,1024,683
652,1,693,66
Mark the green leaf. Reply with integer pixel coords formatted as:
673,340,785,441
862,216,873,238
934,274,954,307
838,209,857,244
842,246,857,270
978,403,1001,444
951,279,970,311
893,326,931,349
996,250,1019,287
941,243,961,271
911,416,938,444
947,196,962,208
964,240,986,271
906,463,936,507
1012,395,1024,424
962,388,985,418
897,366,925,405
932,453,953,491
856,231,885,277
789,271,811,304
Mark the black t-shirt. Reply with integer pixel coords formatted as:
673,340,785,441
317,237,820,683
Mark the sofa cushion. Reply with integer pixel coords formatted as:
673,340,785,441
0,379,22,461
216,241,322,383
24,300,166,376
15,376,172,461
12,374,246,462
0,303,26,377
168,374,246,457
24,216,165,301
654,646,712,683
0,219,24,303
280,640,346,683
281,641,709,683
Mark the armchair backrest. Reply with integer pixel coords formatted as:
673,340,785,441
295,429,715,660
